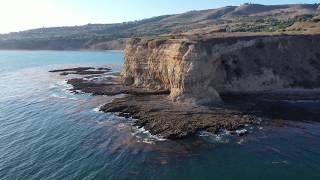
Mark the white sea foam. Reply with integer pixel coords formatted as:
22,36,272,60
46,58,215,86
132,126,166,143
235,129,248,136
49,79,81,100
57,80,73,90
197,131,214,137
197,127,250,144
56,80,68,86
92,104,106,113
197,130,231,144
49,80,72,92
141,140,154,144
93,107,101,113
50,93,78,100
51,93,67,99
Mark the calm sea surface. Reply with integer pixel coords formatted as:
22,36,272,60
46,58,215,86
0,50,320,180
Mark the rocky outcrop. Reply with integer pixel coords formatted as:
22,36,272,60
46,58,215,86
49,33,320,139
50,65,320,139
49,66,258,139
123,34,320,105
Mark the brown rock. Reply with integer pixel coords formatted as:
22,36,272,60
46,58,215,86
123,34,320,105
101,94,256,139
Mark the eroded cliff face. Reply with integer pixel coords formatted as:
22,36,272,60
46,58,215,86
123,34,320,105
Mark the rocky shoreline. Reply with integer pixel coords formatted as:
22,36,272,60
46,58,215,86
49,67,259,139
49,66,320,139
101,95,256,139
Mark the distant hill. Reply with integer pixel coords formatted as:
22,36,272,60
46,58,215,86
0,3,319,50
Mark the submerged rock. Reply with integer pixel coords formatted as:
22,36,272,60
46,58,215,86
49,67,111,76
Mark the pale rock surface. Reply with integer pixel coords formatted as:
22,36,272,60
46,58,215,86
123,34,320,104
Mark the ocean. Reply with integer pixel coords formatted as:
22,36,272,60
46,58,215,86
0,50,319,180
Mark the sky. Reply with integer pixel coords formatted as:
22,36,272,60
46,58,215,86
0,0,318,33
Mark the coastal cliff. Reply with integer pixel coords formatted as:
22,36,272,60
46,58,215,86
49,33,320,138
123,34,320,104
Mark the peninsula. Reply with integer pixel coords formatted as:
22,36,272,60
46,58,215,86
48,3,320,139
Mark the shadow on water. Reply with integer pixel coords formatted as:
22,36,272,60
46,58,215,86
220,91,320,122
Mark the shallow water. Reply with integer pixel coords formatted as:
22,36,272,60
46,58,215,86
0,50,320,180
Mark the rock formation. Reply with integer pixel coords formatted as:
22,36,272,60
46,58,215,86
123,33,320,105
49,33,320,139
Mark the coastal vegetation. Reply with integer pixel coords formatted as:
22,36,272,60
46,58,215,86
0,3,319,50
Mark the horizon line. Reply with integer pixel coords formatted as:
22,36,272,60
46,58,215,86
1,2,319,35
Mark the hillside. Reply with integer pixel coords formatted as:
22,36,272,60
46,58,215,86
0,3,319,50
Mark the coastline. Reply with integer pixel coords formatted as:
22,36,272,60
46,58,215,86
2,2,320,179
2,46,320,180
49,65,320,139
49,66,258,139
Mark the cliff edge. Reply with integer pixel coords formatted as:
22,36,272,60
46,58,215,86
123,33,320,105
49,33,320,138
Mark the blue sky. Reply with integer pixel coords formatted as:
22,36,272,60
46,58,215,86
0,0,318,33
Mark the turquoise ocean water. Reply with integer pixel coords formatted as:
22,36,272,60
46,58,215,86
0,50,319,180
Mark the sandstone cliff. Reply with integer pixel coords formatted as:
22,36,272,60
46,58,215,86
123,33,320,105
